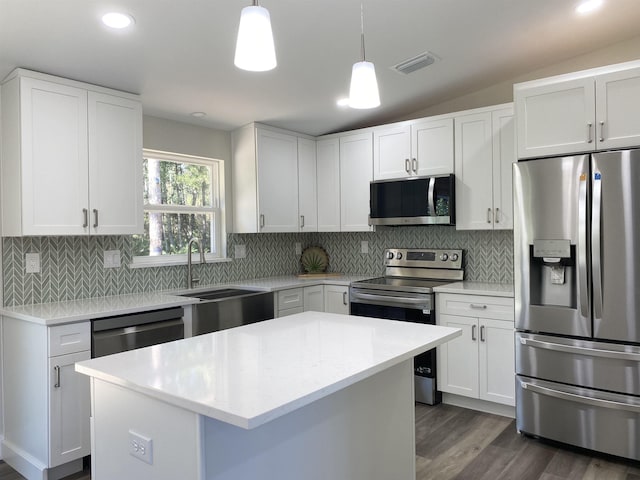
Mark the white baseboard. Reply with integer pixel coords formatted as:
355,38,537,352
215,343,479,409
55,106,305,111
442,393,515,418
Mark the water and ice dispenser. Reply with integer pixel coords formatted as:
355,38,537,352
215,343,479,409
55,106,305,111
528,239,576,309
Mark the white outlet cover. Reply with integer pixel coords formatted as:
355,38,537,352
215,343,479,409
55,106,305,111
25,253,40,273
361,241,369,254
295,242,302,255
104,250,121,268
129,430,153,464
234,244,247,259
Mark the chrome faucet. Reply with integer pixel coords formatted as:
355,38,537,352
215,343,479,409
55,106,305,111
187,238,206,289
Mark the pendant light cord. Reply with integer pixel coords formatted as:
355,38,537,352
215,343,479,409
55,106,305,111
360,2,366,61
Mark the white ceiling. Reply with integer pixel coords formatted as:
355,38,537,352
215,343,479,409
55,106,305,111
2,1,640,136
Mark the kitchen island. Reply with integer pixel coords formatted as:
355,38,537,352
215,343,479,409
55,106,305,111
76,311,460,480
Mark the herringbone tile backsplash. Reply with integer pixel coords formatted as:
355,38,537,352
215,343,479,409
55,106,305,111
2,227,513,306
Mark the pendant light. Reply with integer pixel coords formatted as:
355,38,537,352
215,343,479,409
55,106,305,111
234,1,277,72
348,2,380,109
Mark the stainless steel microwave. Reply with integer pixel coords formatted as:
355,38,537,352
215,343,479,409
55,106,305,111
369,174,455,226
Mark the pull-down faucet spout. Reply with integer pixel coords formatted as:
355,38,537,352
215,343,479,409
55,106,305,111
187,238,206,289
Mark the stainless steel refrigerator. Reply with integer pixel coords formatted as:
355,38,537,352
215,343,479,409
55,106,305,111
514,149,640,461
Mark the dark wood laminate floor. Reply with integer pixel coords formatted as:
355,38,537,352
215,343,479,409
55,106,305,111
2,403,639,479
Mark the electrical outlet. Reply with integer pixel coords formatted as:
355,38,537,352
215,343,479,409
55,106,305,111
295,242,302,255
361,241,369,254
234,244,246,259
103,250,121,268
129,430,153,464
25,253,40,273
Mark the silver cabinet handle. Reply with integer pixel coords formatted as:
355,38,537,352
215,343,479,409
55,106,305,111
480,325,485,342
487,208,492,223
54,365,61,388
587,122,593,143
342,291,348,305
405,158,410,173
495,207,500,223
82,208,88,228
93,209,99,228
599,120,605,142
412,158,418,174
300,215,305,228
470,303,487,310
471,324,477,341
260,214,265,229
520,380,640,414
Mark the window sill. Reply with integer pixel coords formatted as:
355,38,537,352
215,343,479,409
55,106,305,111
129,254,233,269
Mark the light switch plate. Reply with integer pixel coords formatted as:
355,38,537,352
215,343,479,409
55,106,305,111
295,242,302,255
104,250,121,268
25,253,40,273
361,241,369,254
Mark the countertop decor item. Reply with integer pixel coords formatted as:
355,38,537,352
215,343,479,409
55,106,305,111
300,246,329,273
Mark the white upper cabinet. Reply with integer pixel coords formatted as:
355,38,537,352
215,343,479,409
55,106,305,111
340,132,373,232
455,104,515,231
0,69,143,236
316,137,341,232
373,117,454,180
515,61,640,158
297,137,318,232
232,124,317,233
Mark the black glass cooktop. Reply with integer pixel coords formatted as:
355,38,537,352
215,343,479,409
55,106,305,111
351,276,453,294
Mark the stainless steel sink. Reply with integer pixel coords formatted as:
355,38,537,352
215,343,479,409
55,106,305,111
181,288,275,335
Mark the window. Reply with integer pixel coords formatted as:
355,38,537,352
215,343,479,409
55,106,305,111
132,149,226,266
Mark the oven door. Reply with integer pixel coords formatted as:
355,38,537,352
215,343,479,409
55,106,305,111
350,287,440,405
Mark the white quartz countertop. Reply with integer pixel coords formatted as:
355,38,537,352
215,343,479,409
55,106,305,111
0,292,199,325
76,311,460,430
433,281,514,297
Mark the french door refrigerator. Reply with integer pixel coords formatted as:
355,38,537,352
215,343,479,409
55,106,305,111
514,148,640,461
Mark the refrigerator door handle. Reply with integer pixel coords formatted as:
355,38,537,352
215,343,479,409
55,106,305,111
519,336,640,361
592,170,603,321
520,380,640,413
578,172,589,319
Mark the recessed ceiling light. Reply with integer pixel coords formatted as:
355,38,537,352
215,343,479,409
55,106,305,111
101,12,135,29
190,112,207,118
576,0,604,15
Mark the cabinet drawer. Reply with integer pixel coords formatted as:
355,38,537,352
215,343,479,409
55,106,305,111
278,306,305,318
49,322,91,357
277,288,303,310
438,294,514,321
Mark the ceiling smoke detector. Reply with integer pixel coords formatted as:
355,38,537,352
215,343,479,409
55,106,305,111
391,51,439,75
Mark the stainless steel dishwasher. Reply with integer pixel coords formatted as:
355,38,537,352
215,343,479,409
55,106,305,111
181,288,275,335
91,307,184,358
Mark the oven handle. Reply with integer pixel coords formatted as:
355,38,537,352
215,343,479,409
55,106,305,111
350,291,429,306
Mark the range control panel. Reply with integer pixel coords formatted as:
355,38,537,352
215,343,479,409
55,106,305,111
384,248,463,270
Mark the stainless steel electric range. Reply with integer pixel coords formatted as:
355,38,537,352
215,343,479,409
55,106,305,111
350,248,464,405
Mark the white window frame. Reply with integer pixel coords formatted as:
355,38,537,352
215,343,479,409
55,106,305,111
131,149,228,268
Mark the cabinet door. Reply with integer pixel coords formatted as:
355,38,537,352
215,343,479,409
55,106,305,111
491,107,515,230
515,78,595,159
20,77,89,235
373,124,411,180
437,314,478,398
411,117,454,176
48,351,91,467
316,138,341,231
297,137,318,232
256,129,299,232
478,318,515,406
303,285,324,312
339,132,373,232
88,92,143,234
595,67,640,150
324,285,349,314
454,112,494,230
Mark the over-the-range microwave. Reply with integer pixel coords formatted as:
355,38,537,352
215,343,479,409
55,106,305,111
369,174,455,226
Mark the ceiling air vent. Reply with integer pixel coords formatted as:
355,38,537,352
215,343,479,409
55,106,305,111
391,51,439,75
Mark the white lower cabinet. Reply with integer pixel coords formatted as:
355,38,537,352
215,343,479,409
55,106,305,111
436,293,515,406
324,285,349,314
2,317,91,479
276,285,350,317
